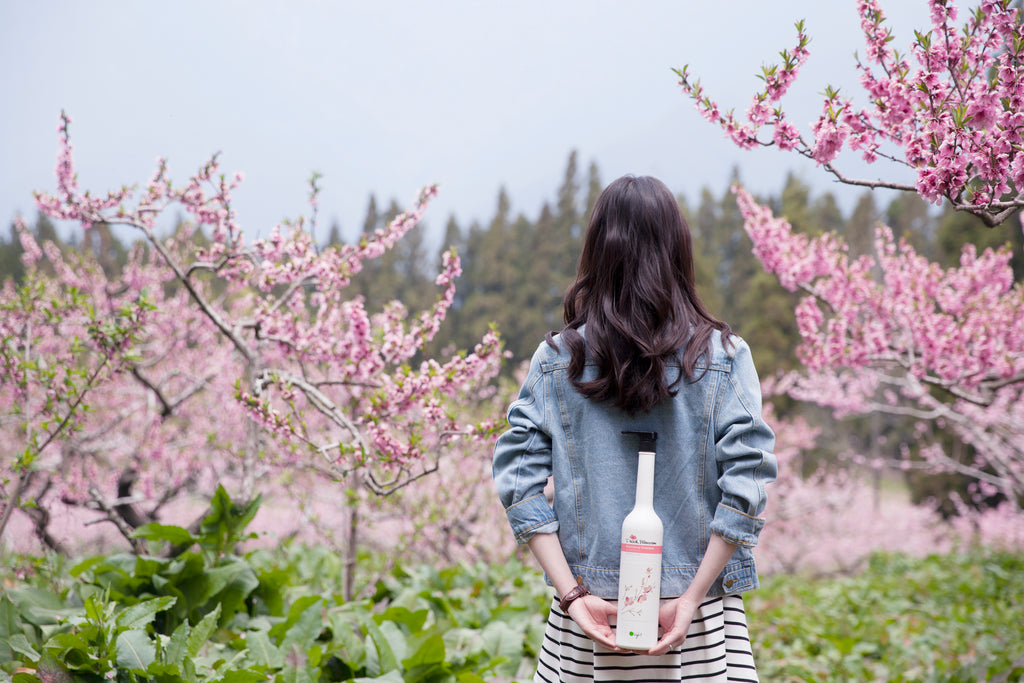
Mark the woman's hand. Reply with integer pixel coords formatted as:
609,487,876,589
647,596,699,656
567,594,619,650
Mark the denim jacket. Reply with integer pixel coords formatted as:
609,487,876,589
492,330,776,599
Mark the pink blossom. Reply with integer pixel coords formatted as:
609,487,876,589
811,115,851,165
2,115,503,563
15,220,43,265
737,184,1024,501
680,1,1024,224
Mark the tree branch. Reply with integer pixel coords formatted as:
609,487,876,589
84,485,146,553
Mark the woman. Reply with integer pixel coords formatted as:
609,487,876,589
492,175,776,682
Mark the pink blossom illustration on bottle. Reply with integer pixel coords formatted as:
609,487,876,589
619,566,656,617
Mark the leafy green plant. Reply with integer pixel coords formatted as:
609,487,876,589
0,487,550,682
69,485,266,633
749,552,1024,682
11,484,1017,682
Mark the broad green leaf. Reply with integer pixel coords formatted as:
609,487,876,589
328,612,367,665
82,594,105,623
144,661,182,677
186,603,221,657
200,485,261,556
0,594,24,647
479,620,522,677
182,657,198,683
116,629,157,672
164,620,191,666
132,522,198,547
268,595,322,640
402,634,445,668
279,656,317,683
3,633,39,661
278,599,324,652
115,595,176,630
361,617,399,675
221,670,272,683
4,587,68,628
179,559,259,623
377,621,409,667
402,633,449,682
242,630,284,669
377,606,429,632
70,554,116,578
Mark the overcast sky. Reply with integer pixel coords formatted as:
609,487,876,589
1,1,931,246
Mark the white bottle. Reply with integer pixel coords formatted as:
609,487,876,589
616,431,663,651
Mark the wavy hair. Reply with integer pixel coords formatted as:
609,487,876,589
546,175,730,415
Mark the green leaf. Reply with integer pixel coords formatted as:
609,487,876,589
132,522,198,547
269,595,322,641
186,603,221,656
242,630,284,669
280,663,316,683
3,633,39,662
199,485,261,556
115,595,177,630
177,559,259,624
403,634,445,668
479,620,522,677
328,612,367,665
361,617,400,675
278,598,324,652
377,606,429,633
402,633,450,682
182,657,199,683
222,670,273,683
0,594,24,645
116,629,157,672
164,620,191,666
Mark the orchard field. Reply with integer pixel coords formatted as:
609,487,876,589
4,0,1024,680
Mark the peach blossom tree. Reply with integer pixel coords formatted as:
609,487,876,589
678,0,1024,506
1,114,502,594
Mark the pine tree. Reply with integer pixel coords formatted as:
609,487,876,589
325,220,344,246
846,192,880,258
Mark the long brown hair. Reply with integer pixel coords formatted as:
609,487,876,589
546,175,730,415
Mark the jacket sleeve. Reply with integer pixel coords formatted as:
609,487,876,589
492,348,559,544
711,338,777,548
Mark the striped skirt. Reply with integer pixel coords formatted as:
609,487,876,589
534,595,758,682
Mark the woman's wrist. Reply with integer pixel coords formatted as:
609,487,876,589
558,577,590,612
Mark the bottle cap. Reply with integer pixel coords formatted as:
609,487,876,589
622,430,658,452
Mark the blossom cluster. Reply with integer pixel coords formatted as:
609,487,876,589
735,185,1024,500
2,113,502,555
680,0,1024,225
674,20,810,153
756,402,1024,577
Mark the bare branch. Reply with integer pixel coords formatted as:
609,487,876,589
819,162,918,193
84,485,146,553
131,366,215,417
114,216,257,364
253,368,366,449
